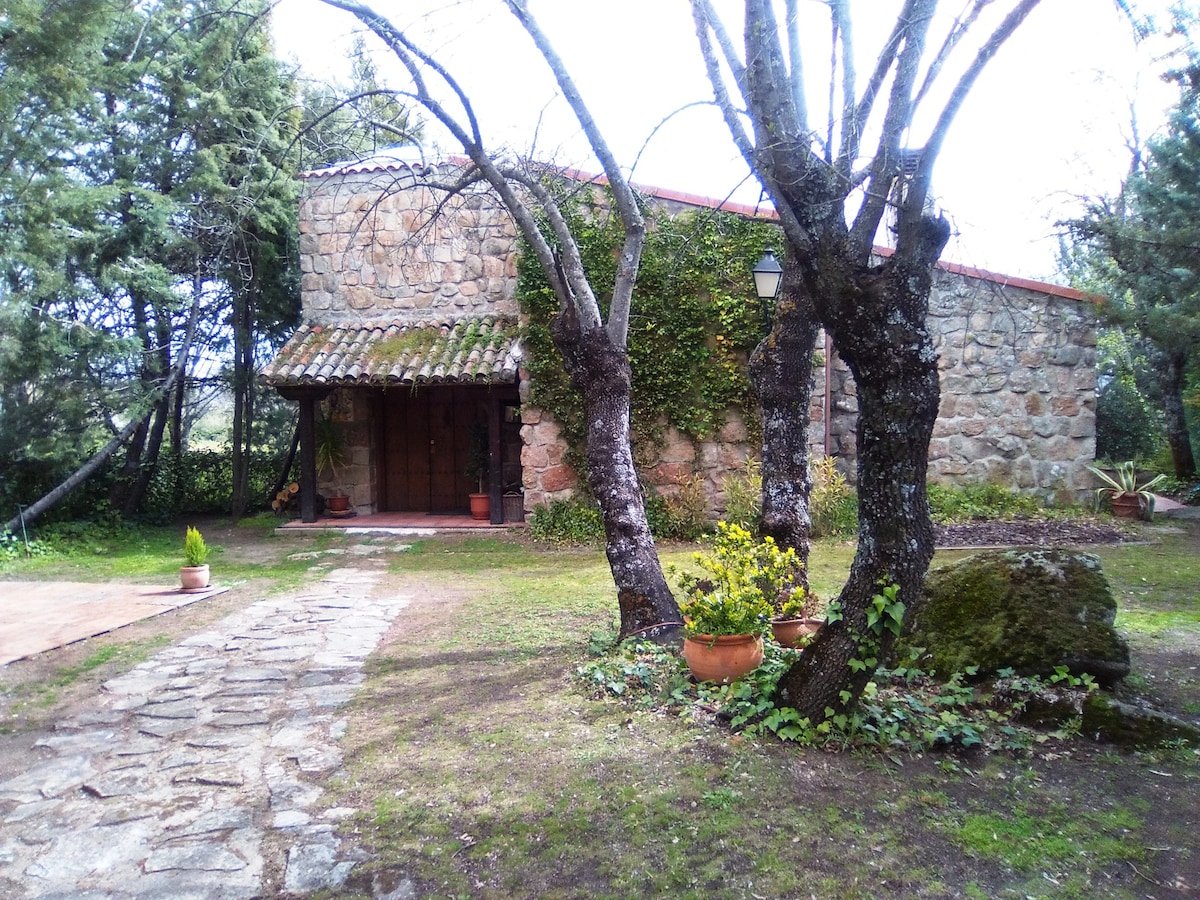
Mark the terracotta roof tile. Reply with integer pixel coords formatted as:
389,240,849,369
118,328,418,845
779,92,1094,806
260,317,521,388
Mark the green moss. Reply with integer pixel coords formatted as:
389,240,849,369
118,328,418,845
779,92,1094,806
1081,693,1200,747
901,549,1130,685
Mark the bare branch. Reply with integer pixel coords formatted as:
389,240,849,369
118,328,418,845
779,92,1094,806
837,0,920,178
913,0,994,109
830,0,856,168
783,0,807,131
320,0,483,150
502,0,643,348
698,0,749,97
317,0,592,329
906,0,1043,243
689,1,758,175
629,100,718,179
849,0,939,254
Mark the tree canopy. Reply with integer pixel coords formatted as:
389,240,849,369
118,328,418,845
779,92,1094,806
1070,61,1200,477
0,0,305,526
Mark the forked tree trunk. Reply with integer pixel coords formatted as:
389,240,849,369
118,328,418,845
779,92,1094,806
552,309,683,643
750,267,819,590
777,231,947,722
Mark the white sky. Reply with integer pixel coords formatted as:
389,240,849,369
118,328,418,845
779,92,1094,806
271,0,1185,281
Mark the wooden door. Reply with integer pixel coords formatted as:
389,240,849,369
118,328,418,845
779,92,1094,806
380,388,473,513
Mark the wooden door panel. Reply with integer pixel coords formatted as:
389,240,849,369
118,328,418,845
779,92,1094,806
382,390,432,512
428,388,461,513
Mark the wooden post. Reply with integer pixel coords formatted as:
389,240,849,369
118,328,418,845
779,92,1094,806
298,395,318,523
488,392,502,524
277,386,331,524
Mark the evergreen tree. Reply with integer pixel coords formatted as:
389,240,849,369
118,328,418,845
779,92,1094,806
1072,65,1200,477
0,0,304,523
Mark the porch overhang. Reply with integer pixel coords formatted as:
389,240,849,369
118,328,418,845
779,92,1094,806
260,316,521,389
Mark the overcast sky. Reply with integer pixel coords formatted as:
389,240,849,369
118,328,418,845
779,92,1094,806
272,0,1186,282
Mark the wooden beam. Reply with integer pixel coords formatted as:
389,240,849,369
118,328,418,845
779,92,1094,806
488,391,502,524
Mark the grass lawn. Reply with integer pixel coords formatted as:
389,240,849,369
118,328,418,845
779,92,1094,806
2,518,1197,898
322,525,1200,900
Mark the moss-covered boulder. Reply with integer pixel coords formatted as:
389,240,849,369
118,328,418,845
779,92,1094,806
899,548,1130,687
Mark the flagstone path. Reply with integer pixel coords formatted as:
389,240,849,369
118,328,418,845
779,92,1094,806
0,566,408,898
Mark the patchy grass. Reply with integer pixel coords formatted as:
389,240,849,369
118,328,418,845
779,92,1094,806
0,517,333,593
327,526,1200,900
2,519,1196,896
0,636,170,732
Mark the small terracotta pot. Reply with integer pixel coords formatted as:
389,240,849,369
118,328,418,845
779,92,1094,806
468,493,491,521
770,617,823,648
180,564,210,592
327,495,351,513
682,633,764,684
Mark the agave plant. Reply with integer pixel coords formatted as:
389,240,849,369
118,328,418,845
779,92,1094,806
1085,461,1167,511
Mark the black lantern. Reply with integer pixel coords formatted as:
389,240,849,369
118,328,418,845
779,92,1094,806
752,250,784,329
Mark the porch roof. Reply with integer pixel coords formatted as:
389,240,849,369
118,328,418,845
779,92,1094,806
260,317,521,388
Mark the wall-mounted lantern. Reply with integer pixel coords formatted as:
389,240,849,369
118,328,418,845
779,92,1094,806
752,250,784,330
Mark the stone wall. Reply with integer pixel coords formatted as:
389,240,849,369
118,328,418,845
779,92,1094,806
519,267,1098,512
807,266,1097,503
297,162,519,324
318,389,376,512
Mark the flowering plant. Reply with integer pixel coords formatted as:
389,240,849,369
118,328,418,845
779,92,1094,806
671,522,805,637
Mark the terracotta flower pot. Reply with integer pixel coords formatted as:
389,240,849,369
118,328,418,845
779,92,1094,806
682,633,764,684
469,493,491,521
180,564,210,592
770,617,823,648
327,495,351,513
1110,493,1142,519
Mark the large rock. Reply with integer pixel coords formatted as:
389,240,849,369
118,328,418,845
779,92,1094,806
899,548,1130,687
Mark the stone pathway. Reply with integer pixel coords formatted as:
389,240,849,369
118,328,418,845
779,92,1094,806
0,565,408,898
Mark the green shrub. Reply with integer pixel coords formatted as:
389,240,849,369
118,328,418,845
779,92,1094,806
670,522,805,635
183,526,209,567
533,482,710,544
927,482,1042,523
721,457,762,530
810,456,857,537
1095,377,1162,463
529,497,606,544
658,475,709,541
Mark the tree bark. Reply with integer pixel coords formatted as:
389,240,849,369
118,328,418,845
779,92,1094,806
552,309,683,644
270,421,301,501
1162,350,1196,479
750,263,819,589
777,225,948,722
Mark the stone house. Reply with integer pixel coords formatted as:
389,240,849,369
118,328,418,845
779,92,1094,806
261,154,1096,523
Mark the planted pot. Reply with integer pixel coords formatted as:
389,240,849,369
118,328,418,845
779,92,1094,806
327,495,351,513
180,564,210,592
468,492,490,521
682,633,764,684
770,617,823,649
1110,493,1141,519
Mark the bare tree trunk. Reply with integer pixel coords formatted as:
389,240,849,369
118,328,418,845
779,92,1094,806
750,264,819,587
3,368,185,534
553,310,682,643
270,420,301,500
122,389,171,516
778,229,947,721
109,414,150,510
1162,351,1196,479
230,285,254,520
5,297,202,534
